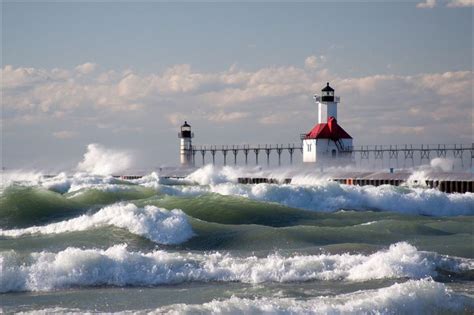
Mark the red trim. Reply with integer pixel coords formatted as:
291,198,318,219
305,116,352,140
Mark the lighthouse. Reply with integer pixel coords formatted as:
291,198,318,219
178,121,194,166
302,83,353,164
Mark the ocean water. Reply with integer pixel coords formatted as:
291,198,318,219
1,166,473,314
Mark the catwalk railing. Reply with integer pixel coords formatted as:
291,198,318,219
352,144,473,168
191,144,301,166
190,143,474,168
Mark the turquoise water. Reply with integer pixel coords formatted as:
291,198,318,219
1,170,473,314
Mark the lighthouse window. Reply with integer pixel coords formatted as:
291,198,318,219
307,144,312,152
322,91,334,97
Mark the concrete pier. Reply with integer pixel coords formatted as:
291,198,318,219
236,171,473,194
237,177,292,184
108,169,473,194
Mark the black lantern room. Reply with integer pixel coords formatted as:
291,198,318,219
321,82,335,102
179,121,193,138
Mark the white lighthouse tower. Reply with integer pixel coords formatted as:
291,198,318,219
178,121,194,167
318,82,338,123
302,83,353,164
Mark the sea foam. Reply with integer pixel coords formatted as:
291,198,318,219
155,279,472,315
10,280,473,314
77,143,134,176
0,170,44,192
43,172,130,194
0,203,194,245
1,242,471,292
168,180,474,216
11,280,472,314
4,166,474,217
178,165,474,217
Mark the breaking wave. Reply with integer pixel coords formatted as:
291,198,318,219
2,166,473,220
1,242,471,292
169,181,474,216
44,172,122,194
169,165,474,216
1,171,134,195
12,280,473,314
76,143,134,176
156,279,472,314
0,203,194,245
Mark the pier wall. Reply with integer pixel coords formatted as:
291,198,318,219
236,171,474,194
111,173,473,194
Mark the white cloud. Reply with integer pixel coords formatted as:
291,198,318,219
417,0,474,8
337,71,472,104
75,62,97,74
304,56,318,69
447,0,474,7
167,111,249,125
52,130,78,139
259,113,289,125
381,126,425,135
201,66,318,107
1,65,51,88
167,113,188,126
416,71,472,99
208,111,250,122
117,73,148,98
304,55,326,70
417,0,437,8
2,62,472,149
338,75,399,95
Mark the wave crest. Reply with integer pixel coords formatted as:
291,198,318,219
168,181,474,216
156,279,472,314
11,280,472,314
77,143,134,176
0,203,194,245
1,242,471,292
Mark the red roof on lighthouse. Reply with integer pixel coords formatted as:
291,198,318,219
304,116,352,140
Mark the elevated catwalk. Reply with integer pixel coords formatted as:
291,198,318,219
190,143,473,168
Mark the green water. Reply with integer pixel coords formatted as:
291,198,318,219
1,180,473,313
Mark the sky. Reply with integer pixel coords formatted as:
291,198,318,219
1,0,473,170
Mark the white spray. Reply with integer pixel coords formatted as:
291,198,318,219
76,143,134,176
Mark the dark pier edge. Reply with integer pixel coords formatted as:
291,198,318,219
235,177,473,193
109,174,473,194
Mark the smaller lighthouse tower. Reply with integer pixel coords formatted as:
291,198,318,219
178,121,194,167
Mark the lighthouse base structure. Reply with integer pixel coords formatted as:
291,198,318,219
302,138,353,164
302,116,353,165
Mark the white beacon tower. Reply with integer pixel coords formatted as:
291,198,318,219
178,121,194,167
318,82,339,123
